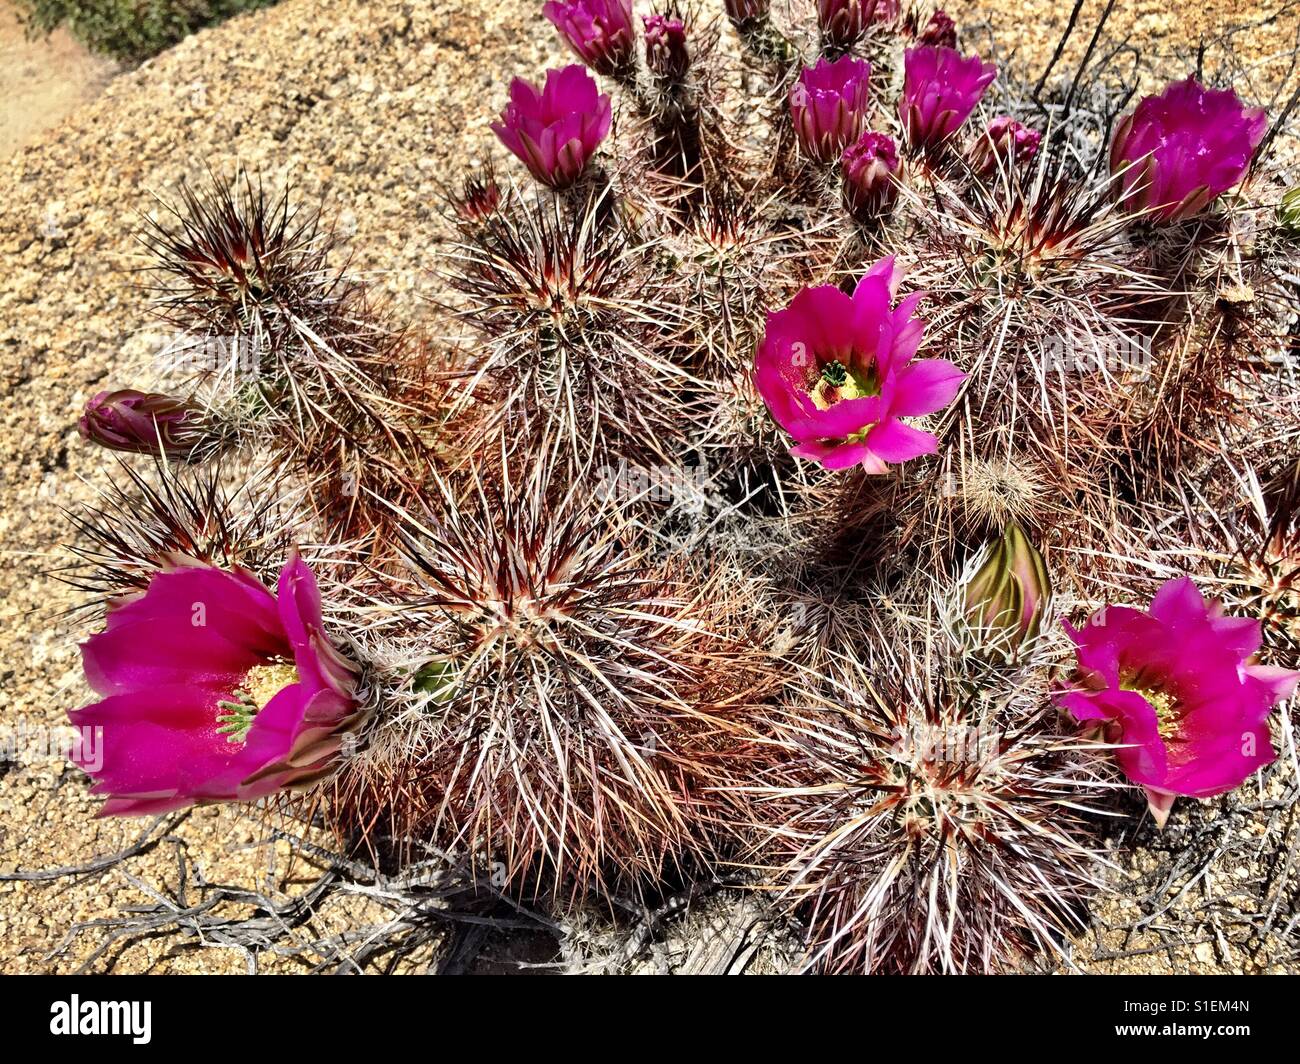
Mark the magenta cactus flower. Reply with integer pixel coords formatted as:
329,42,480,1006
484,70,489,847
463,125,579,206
79,389,208,460
1057,577,1298,827
754,256,965,473
543,0,636,78
643,13,690,82
816,0,898,49
1110,77,1267,223
969,115,1042,176
70,553,363,816
900,45,997,151
492,65,612,188
790,56,874,164
841,130,900,222
916,9,956,49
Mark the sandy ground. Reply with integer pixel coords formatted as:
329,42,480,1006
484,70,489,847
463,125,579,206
0,1,117,159
1,0,1297,973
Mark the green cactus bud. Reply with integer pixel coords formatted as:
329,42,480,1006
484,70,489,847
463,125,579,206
412,658,458,704
1278,186,1300,234
963,523,1051,654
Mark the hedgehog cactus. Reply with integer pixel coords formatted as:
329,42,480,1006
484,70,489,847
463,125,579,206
63,2,1300,973
747,633,1109,974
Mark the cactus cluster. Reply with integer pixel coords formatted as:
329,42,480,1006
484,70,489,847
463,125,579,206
64,2,1300,972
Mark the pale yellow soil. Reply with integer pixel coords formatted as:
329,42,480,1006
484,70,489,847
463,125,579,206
0,0,1296,973
0,1,117,159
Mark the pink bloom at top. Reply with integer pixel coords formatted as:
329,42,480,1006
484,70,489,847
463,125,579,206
1110,77,1267,223
915,9,956,49
900,45,997,151
492,65,612,188
790,55,874,164
968,115,1042,177
754,256,965,473
1057,577,1298,827
70,552,362,816
543,0,636,78
816,0,898,49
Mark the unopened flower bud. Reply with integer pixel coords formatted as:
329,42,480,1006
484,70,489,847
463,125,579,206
454,168,502,222
1278,185,1300,234
412,658,459,704
916,10,956,49
816,0,898,50
79,389,210,460
968,115,1042,177
841,130,900,222
644,14,690,82
963,523,1051,653
724,0,769,27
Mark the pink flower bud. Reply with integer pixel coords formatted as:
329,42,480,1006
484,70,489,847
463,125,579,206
968,115,1042,176
841,130,900,222
724,0,769,26
79,389,209,460
916,10,956,49
816,0,899,49
643,13,690,82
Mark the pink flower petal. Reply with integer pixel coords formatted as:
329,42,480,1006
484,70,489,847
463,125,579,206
891,359,965,416
863,419,937,463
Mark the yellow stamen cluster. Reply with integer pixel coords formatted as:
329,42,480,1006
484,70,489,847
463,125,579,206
244,662,300,709
216,661,300,744
1120,672,1181,740
809,360,879,410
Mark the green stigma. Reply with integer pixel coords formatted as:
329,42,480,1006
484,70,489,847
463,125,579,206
811,360,879,410
821,360,849,387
